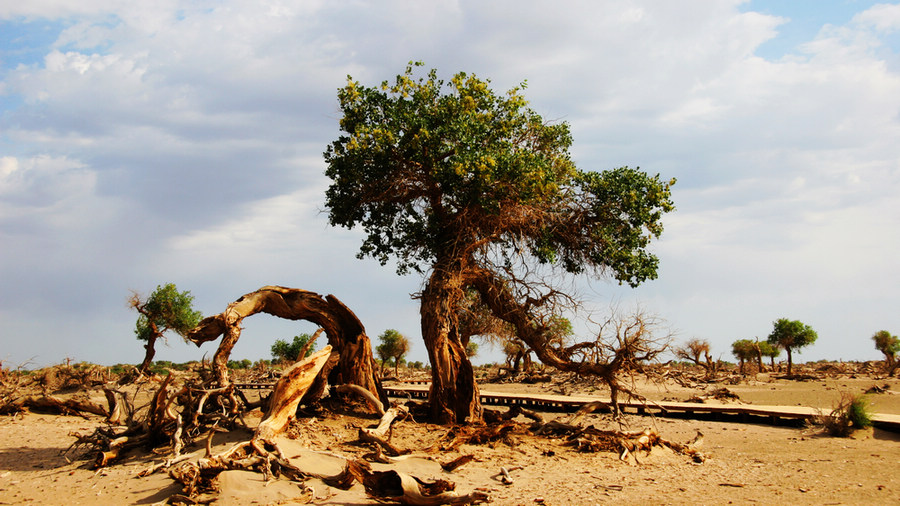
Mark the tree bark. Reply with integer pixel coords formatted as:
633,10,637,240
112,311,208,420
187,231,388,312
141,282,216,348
138,335,158,374
137,319,162,374
255,346,332,442
420,269,482,424
187,286,386,406
786,348,793,376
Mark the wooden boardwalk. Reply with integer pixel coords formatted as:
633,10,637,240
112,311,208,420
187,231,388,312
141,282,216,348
232,382,900,432
382,385,900,432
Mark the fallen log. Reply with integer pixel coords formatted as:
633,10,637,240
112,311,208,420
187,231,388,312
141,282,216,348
0,395,108,418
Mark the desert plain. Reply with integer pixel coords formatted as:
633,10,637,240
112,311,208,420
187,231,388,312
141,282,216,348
1,365,898,505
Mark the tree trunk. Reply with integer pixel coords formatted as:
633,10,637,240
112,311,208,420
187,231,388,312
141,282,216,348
138,333,159,374
187,286,386,407
786,348,793,376
420,269,482,424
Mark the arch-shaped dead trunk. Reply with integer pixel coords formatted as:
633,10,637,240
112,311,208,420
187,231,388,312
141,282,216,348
187,286,387,407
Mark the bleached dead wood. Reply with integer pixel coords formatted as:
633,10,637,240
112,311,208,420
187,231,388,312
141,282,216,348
359,405,410,456
353,465,489,505
186,286,386,408
254,346,332,443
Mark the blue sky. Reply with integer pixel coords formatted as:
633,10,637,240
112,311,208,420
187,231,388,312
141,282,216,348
1,1,899,369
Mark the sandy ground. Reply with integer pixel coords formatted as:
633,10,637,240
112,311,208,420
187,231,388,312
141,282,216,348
1,374,899,505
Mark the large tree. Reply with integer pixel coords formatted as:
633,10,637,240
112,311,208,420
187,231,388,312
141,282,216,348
129,283,202,374
767,318,818,376
325,63,675,423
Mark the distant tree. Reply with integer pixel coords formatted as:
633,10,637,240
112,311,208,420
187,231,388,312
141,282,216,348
757,340,780,370
674,338,715,376
376,329,410,376
767,318,818,376
129,283,202,375
872,330,899,375
731,339,757,375
227,359,252,370
270,333,317,363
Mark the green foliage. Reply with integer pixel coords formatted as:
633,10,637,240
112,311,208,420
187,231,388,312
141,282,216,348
109,364,128,375
767,318,817,375
731,339,757,363
271,334,317,363
376,329,411,373
767,318,818,352
872,330,899,360
757,340,780,359
227,359,252,370
466,341,479,358
847,396,872,429
133,283,203,343
818,394,872,437
324,62,675,286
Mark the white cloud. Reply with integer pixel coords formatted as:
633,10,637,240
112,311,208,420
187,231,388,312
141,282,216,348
1,0,899,366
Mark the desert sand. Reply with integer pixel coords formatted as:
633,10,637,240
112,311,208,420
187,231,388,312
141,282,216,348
1,370,898,505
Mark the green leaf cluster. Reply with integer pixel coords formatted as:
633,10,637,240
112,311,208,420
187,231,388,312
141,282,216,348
767,318,818,352
324,62,675,287
134,283,202,343
271,334,317,363
872,330,899,358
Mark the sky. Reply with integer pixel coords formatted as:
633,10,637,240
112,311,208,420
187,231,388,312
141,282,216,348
1,0,899,369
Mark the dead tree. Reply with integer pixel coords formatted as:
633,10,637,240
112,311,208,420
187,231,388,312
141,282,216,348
470,266,670,416
186,286,387,407
674,338,716,377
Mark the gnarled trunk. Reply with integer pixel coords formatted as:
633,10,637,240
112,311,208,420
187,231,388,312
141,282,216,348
138,335,158,374
187,286,386,407
421,269,482,424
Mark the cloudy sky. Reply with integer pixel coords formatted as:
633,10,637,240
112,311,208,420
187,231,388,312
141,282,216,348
2,0,898,369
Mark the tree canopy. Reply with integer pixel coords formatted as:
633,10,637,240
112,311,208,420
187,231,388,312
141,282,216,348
767,318,817,376
376,329,411,376
731,339,757,374
129,283,202,374
324,62,675,423
872,330,899,374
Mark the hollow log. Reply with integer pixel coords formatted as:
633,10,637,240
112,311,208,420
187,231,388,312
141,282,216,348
186,286,386,407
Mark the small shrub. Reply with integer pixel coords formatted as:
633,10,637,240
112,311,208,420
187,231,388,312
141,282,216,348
846,396,872,429
814,393,872,437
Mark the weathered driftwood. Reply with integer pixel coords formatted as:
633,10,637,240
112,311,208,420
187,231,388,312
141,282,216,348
254,346,332,442
102,387,133,425
440,454,475,472
358,405,410,457
351,464,490,505
186,286,386,408
0,395,109,418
